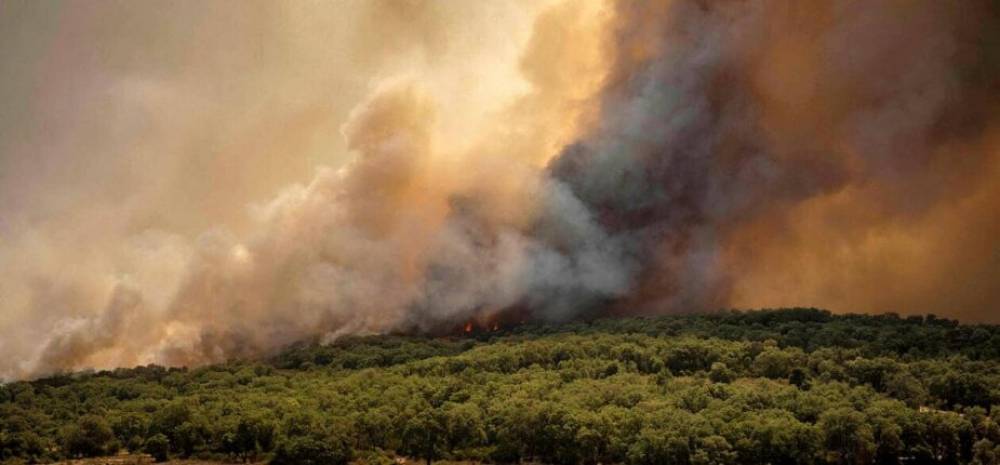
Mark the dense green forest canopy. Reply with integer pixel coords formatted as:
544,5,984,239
3,308,1000,465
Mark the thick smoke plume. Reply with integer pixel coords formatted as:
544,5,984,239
0,0,997,379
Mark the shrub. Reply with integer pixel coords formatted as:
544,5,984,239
144,433,170,462
62,415,118,458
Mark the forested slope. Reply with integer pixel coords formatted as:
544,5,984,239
3,308,1000,465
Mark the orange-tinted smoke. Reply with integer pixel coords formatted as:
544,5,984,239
2,0,999,380
548,0,999,320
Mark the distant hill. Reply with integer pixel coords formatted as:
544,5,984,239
3,308,1000,465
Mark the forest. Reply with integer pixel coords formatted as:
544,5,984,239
3,308,1000,465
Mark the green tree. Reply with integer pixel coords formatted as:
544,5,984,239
443,402,486,452
270,430,352,465
884,372,927,408
789,368,811,390
754,347,800,379
62,414,119,458
627,427,690,465
923,411,971,465
972,439,1000,465
819,408,875,465
709,362,735,383
400,407,447,465
222,415,276,462
144,433,170,462
110,412,148,451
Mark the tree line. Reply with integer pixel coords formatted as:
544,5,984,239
2,308,1000,465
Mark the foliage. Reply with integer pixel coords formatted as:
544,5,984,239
144,433,169,462
2,308,1000,464
61,415,118,458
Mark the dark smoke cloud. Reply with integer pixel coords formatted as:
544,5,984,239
547,0,1000,316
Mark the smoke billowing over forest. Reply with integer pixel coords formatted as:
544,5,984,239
0,0,998,379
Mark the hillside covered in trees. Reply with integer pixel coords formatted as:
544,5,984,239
3,308,1000,465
